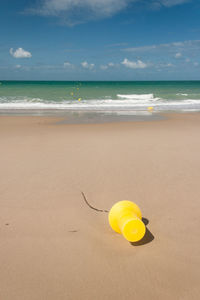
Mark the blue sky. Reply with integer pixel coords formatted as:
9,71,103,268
0,0,200,80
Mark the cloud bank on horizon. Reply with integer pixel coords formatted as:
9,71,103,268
8,39,199,72
27,0,192,25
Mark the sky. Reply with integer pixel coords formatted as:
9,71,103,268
0,0,200,80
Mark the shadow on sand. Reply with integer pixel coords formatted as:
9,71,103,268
130,217,154,246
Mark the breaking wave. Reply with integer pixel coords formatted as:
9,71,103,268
0,95,200,112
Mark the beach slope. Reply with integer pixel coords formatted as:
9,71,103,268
0,114,200,300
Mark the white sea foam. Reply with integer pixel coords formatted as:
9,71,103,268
176,93,188,96
1,97,200,112
117,93,155,100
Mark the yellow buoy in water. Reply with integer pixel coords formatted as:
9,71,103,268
148,106,153,111
109,201,146,242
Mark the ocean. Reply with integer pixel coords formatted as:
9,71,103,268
0,81,200,113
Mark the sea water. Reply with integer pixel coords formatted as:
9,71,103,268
0,81,200,113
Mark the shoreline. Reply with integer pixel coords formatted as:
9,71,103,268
0,109,166,123
1,109,199,124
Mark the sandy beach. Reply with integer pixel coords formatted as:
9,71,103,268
0,113,200,300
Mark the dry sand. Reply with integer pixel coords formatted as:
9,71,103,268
0,113,200,300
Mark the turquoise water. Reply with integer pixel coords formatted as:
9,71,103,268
0,81,200,111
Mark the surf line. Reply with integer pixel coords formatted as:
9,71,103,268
81,191,109,213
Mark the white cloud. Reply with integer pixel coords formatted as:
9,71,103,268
64,61,74,68
81,61,95,70
27,0,191,25
100,62,116,70
28,0,131,25
175,52,182,58
14,64,22,69
10,48,32,58
106,43,128,48
123,40,200,53
185,58,190,62
121,58,148,69
159,63,174,67
100,65,108,70
172,42,184,46
156,63,174,69
124,45,156,52
160,0,190,7
194,62,199,66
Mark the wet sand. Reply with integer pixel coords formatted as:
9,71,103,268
0,113,200,299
